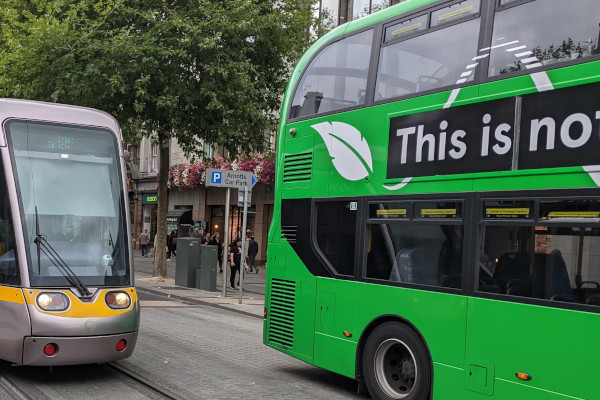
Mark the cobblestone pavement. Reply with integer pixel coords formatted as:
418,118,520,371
124,301,363,400
0,254,364,400
133,251,265,317
130,253,364,400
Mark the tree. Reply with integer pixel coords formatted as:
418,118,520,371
0,0,314,277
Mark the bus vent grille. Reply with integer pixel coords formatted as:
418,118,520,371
269,278,296,348
283,152,312,183
281,226,298,244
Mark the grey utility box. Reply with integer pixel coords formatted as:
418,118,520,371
175,238,202,288
196,245,217,291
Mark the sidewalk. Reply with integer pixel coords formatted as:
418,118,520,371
132,252,266,319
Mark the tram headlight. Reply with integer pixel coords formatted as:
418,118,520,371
105,291,131,309
36,292,70,311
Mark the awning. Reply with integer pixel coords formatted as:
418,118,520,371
166,209,193,225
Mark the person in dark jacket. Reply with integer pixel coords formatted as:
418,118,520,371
248,236,259,273
209,233,223,273
167,230,177,260
229,238,242,289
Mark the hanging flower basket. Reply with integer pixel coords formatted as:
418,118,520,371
168,153,276,190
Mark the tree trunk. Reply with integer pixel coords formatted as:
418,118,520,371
153,132,170,278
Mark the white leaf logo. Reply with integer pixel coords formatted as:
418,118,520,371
312,122,373,181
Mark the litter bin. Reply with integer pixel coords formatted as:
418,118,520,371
175,238,202,287
196,245,217,291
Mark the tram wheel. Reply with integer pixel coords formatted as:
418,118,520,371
362,322,431,400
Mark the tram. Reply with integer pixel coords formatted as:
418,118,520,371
0,99,139,365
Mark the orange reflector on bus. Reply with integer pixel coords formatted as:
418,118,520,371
264,307,267,318
516,372,531,381
343,331,352,338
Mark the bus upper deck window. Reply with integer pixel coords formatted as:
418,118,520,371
430,0,480,27
289,29,373,120
384,14,428,42
488,0,600,77
376,13,480,100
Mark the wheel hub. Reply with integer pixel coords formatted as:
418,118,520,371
374,339,417,399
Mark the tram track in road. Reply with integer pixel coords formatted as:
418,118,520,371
0,361,194,400
107,362,190,400
0,374,36,400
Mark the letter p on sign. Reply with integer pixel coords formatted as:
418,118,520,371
212,171,222,184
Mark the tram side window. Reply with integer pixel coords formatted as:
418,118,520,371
478,201,600,308
375,11,480,100
488,0,600,77
290,29,373,119
0,157,20,285
316,201,357,276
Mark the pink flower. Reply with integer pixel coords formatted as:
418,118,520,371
167,152,276,190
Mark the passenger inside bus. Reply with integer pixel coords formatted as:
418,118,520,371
479,224,600,306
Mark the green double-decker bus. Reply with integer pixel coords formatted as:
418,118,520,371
264,1,600,399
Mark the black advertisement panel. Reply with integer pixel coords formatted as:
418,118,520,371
386,81,600,179
519,82,600,170
387,98,516,179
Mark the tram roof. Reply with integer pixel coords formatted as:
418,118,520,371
0,98,121,138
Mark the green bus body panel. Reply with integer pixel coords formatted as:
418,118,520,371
466,297,599,400
314,277,467,379
266,0,600,398
264,242,317,364
266,253,600,399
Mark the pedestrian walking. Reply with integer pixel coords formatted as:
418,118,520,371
229,238,242,289
248,235,259,273
209,233,223,273
152,233,157,259
138,229,150,257
167,230,177,260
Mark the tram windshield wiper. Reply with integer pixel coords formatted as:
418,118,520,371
33,207,91,297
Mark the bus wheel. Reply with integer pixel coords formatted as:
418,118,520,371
363,322,431,400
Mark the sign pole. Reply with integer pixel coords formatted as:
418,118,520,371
221,188,230,299
204,168,255,301
238,187,249,304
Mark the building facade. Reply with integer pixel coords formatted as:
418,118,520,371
316,0,407,30
128,138,273,266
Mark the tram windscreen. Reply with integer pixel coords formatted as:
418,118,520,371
5,121,130,287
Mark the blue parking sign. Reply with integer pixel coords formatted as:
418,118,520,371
212,171,222,184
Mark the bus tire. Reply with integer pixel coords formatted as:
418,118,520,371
362,322,431,400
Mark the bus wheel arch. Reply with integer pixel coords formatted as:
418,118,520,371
357,317,432,400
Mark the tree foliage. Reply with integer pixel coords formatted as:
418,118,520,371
0,0,315,277
1,0,313,155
